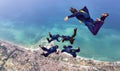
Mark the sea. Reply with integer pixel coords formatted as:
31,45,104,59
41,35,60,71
0,0,120,62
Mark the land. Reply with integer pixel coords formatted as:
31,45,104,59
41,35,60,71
0,40,120,71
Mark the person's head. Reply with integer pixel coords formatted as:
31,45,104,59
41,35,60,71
101,13,109,17
70,7,78,13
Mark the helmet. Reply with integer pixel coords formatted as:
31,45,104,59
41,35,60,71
70,7,78,13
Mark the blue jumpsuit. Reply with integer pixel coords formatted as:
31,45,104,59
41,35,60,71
68,6,105,35
62,46,80,57
47,33,60,43
41,45,58,57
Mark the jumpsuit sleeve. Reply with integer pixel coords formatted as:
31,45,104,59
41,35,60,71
68,12,80,18
56,39,60,42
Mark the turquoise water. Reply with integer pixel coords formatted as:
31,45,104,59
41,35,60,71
0,0,120,62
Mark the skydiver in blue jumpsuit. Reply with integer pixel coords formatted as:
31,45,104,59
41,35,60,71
46,32,60,43
61,45,80,57
61,28,77,44
64,6,109,35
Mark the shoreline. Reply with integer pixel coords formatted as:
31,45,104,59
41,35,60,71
0,39,120,71
0,39,120,63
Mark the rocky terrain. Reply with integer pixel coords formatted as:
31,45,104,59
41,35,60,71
0,40,120,71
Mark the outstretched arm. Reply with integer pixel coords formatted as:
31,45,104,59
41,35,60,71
48,32,52,38
72,28,77,38
68,12,80,18
41,47,48,51
64,12,80,21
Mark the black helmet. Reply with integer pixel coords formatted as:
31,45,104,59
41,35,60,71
70,7,78,13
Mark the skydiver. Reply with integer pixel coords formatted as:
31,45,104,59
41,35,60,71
64,6,109,35
61,45,80,57
61,28,77,44
40,45,59,57
46,32,60,43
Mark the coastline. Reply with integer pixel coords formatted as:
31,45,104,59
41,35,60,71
0,40,120,71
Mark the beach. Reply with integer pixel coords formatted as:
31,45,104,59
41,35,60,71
0,40,120,71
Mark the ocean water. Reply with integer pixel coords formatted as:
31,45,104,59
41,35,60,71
0,0,120,62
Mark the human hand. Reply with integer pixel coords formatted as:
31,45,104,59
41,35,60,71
56,49,61,54
64,16,68,21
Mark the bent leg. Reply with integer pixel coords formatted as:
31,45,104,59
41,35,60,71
92,21,104,35
44,50,53,57
85,21,104,35
43,53,49,57
46,38,51,43
70,38,75,44
71,53,77,57
75,47,80,52
85,22,95,35
89,14,108,35
41,52,48,57
61,50,66,52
